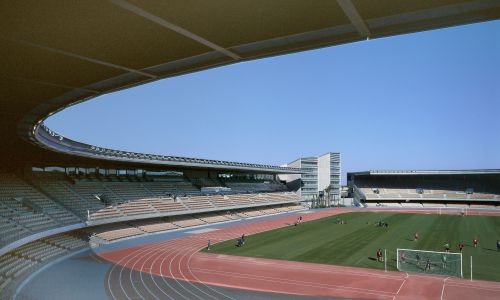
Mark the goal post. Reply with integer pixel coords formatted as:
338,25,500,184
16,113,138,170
397,248,462,278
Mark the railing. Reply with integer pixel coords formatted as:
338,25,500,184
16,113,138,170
0,223,86,257
351,185,366,207
86,193,299,226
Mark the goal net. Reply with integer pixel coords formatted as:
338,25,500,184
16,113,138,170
397,248,462,278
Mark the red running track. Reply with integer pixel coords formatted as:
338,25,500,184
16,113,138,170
98,208,500,300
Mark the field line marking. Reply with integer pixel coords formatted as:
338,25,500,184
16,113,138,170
440,277,450,300
396,277,407,296
186,246,236,300
190,267,398,294
195,253,405,277
101,208,500,300
190,268,397,297
193,255,403,280
444,282,500,292
191,278,395,300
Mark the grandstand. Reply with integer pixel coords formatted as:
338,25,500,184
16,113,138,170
348,170,500,208
1,170,300,236
0,232,88,292
85,202,305,242
0,167,303,297
0,166,302,293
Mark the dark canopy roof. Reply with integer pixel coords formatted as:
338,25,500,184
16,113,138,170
1,0,499,172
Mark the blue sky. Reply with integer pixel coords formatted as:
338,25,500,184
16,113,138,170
46,20,500,182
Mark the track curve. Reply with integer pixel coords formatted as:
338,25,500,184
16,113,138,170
98,209,500,300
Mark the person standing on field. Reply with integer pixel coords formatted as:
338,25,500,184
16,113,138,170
441,254,447,269
425,258,432,271
377,249,383,262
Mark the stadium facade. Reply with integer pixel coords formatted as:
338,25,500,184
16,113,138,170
286,152,341,201
348,169,500,207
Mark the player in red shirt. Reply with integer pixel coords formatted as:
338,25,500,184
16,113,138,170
473,238,478,248
458,242,464,252
377,249,383,262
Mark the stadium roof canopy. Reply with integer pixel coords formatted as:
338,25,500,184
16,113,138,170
348,169,500,176
1,0,499,173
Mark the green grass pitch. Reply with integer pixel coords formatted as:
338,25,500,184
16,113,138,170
204,212,500,282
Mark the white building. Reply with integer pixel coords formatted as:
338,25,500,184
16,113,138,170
286,152,341,201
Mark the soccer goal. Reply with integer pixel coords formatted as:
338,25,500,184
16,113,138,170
397,248,462,278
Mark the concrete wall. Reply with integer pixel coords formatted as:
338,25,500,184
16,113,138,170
317,153,331,192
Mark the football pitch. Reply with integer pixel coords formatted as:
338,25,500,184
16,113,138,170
205,212,500,282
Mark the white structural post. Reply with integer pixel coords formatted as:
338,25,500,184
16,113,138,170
384,249,387,272
396,249,399,270
460,253,463,278
470,256,473,281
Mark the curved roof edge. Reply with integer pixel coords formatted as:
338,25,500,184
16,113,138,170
348,169,500,176
4,1,499,169
35,123,302,174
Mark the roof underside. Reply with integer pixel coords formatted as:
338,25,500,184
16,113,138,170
349,170,500,176
1,0,499,172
